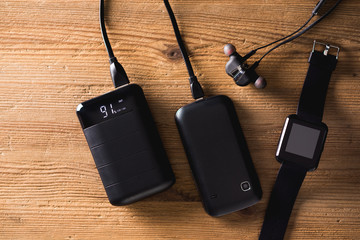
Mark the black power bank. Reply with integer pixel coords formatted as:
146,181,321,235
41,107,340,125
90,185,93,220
164,0,261,217
77,84,175,205
175,95,262,217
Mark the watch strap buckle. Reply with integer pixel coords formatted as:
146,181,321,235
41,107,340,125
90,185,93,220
312,40,340,59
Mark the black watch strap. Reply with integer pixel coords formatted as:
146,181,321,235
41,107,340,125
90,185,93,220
259,41,339,240
297,42,339,123
259,161,307,240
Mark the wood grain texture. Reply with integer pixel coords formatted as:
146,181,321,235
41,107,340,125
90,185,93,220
0,0,359,239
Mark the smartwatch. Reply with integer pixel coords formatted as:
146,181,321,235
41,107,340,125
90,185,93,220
259,41,339,240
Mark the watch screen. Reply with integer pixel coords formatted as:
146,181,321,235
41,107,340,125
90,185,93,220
285,123,321,159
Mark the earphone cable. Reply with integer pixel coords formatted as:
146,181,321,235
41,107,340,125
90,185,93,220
256,0,343,65
254,14,315,52
253,0,328,53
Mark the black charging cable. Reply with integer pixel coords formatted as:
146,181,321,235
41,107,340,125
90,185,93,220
164,0,204,100
100,0,129,88
100,0,115,59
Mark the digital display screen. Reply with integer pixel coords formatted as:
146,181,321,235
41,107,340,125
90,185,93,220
99,99,127,119
285,123,321,159
77,89,132,129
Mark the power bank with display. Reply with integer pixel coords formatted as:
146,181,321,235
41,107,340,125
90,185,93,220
77,84,175,205
175,95,262,217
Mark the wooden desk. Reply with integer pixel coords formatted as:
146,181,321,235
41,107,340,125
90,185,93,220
0,0,359,239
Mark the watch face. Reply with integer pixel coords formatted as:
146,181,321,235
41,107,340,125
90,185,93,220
276,115,328,171
285,123,321,159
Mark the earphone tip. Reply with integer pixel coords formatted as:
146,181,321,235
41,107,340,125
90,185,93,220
254,76,267,89
224,44,236,57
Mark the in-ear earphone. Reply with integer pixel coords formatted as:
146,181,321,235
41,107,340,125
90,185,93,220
224,44,266,89
224,0,343,89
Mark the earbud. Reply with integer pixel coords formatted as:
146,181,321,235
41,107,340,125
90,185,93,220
224,44,266,89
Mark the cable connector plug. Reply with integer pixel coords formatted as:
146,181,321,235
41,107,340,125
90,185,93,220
313,0,327,15
243,50,257,62
189,76,204,100
109,57,130,88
